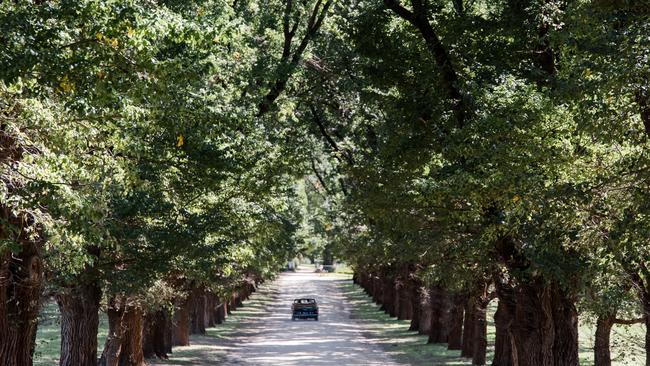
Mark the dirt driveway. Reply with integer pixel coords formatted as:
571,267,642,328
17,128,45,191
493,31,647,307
151,268,400,365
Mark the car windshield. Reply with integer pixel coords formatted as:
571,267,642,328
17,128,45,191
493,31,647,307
294,299,315,304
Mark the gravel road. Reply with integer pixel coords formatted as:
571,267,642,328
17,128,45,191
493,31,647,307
152,268,401,365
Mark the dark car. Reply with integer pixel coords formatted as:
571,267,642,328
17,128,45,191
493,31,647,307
291,298,318,321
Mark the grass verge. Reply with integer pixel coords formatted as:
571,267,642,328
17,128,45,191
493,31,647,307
150,281,280,365
34,300,109,366
340,279,645,366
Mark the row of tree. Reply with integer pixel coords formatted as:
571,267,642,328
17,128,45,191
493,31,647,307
298,1,650,366
2,1,650,366
0,0,334,365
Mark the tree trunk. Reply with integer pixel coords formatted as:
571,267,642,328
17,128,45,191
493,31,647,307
118,306,145,366
211,295,220,326
428,285,449,343
550,284,580,366
473,297,489,366
56,277,101,366
448,294,465,351
394,278,402,319
461,297,475,358
494,277,579,366
492,300,514,366
493,235,579,366
0,134,45,366
399,275,414,320
372,275,383,305
229,293,238,312
227,295,234,315
216,301,226,324
99,298,145,366
99,297,126,366
594,313,615,366
172,297,190,346
205,293,215,328
409,282,421,331
143,310,169,360
235,290,244,307
190,288,206,335
164,311,173,355
418,286,433,335
0,238,44,366
381,276,396,316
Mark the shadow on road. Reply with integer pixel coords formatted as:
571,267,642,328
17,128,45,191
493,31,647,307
151,269,400,365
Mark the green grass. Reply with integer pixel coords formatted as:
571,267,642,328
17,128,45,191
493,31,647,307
33,300,109,366
334,263,354,274
35,284,281,366
205,282,281,340
579,318,645,365
340,280,474,365
33,279,646,365
341,280,646,366
151,281,281,365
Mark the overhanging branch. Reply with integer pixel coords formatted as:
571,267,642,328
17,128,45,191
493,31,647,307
310,158,332,195
257,0,333,116
309,105,354,165
383,0,466,128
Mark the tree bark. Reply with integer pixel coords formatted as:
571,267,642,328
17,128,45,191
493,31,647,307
99,298,145,366
164,311,173,355
227,295,234,315
492,300,514,366
462,297,475,358
172,297,190,346
359,272,369,294
494,277,579,366
223,299,229,318
594,313,615,366
399,274,414,321
56,277,102,366
428,285,449,343
205,293,216,328
473,297,489,365
0,134,45,366
216,301,226,324
190,288,206,335
493,234,579,366
447,294,465,351
408,281,421,331
550,284,580,366
418,286,433,335
143,310,169,360
235,290,244,308
372,275,383,305
381,276,396,316
118,306,145,366
99,297,126,366
394,278,402,319
356,272,366,293
0,237,44,366
228,293,238,312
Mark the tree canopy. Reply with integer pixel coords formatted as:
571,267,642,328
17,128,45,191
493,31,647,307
1,1,650,366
